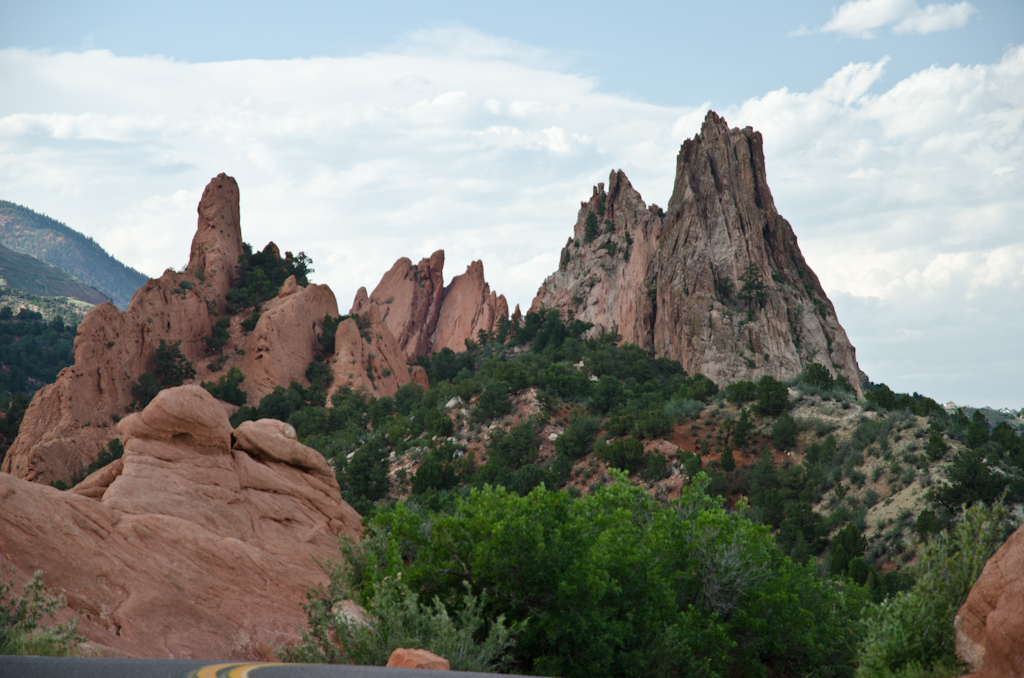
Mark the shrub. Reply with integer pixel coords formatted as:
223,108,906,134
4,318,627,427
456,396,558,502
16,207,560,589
584,213,599,242
724,380,757,404
201,366,248,406
153,339,195,387
131,372,161,409
687,373,719,402
555,414,601,460
924,433,948,462
204,318,231,354
596,436,645,474
281,561,517,672
857,501,1009,677
241,309,261,334
1,570,81,656
772,413,799,450
754,375,788,416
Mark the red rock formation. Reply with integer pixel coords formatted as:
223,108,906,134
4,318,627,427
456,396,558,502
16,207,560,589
3,175,345,485
352,254,509,360
386,648,451,669
431,261,507,354
0,385,361,659
351,251,445,359
237,275,338,403
955,523,1024,677
328,305,427,400
531,111,861,392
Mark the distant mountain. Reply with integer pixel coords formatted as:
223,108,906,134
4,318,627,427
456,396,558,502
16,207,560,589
0,200,148,309
0,241,107,305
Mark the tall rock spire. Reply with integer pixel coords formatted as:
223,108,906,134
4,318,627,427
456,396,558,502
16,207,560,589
532,111,862,393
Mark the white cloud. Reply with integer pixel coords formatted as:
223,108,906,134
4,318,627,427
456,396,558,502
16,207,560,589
0,31,1022,406
820,0,976,38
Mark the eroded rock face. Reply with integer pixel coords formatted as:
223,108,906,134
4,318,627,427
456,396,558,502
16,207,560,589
2,176,342,486
0,385,361,660
328,305,427,400
351,251,445,359
955,523,1024,677
531,111,861,392
352,253,508,360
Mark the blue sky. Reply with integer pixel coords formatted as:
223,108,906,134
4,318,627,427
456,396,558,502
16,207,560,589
1,0,1023,408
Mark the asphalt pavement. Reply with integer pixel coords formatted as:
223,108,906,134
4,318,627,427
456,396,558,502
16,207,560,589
0,657,512,678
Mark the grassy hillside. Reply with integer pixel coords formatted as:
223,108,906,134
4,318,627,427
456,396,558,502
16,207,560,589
0,200,147,309
0,242,107,305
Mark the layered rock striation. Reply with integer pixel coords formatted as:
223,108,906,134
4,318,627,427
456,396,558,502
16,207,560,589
531,111,861,392
2,174,419,486
0,385,361,659
352,252,508,360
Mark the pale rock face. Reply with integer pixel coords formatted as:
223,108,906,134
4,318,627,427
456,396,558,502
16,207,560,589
351,252,509,360
0,385,361,660
531,111,862,393
328,304,426,399
188,173,244,294
955,523,1024,677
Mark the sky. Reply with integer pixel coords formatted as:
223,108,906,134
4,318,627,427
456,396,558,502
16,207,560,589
1,0,1022,408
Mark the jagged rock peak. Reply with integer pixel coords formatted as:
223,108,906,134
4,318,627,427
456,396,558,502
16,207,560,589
188,173,244,293
532,110,861,393
352,251,508,360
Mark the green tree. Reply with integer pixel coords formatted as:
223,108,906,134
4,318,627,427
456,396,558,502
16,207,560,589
772,412,799,450
924,432,948,462
754,375,788,416
720,446,736,472
584,213,599,243
737,263,767,310
153,339,195,387
201,366,248,406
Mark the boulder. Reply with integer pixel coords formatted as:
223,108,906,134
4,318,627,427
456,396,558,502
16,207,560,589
0,385,361,659
955,523,1024,677
386,648,451,670
531,111,861,392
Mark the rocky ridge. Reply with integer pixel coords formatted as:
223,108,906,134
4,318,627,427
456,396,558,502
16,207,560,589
352,252,509,360
0,385,361,659
531,111,861,393
1,174,421,486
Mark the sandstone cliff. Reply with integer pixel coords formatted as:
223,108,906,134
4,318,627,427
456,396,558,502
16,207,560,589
531,111,861,392
2,174,417,486
0,385,362,659
955,522,1024,677
352,252,508,360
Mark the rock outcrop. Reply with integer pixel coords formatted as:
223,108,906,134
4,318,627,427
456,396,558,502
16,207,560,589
531,111,861,392
328,305,429,399
386,648,451,670
1,174,389,486
352,253,508,360
955,523,1024,677
0,385,361,659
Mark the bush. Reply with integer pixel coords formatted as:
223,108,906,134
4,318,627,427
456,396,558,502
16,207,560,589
724,380,757,404
687,373,719,402
201,366,248,406
204,318,231,354
555,414,601,460
754,375,788,416
131,372,161,409
772,412,799,450
584,213,599,243
1,570,81,656
473,382,513,422
281,561,517,672
857,501,1009,677
596,436,645,474
153,339,195,387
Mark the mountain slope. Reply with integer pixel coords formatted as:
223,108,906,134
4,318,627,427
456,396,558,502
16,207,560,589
0,241,107,304
0,200,148,308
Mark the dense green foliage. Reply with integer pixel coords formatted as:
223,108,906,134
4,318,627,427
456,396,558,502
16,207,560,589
132,340,196,409
224,242,313,313
201,366,248,406
0,570,81,656
335,475,867,678
0,309,76,399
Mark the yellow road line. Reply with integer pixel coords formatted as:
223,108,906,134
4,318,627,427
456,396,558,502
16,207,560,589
194,662,286,678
